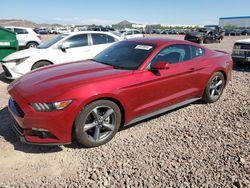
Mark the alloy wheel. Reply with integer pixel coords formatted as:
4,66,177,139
209,76,223,100
83,106,116,142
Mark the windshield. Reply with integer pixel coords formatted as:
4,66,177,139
38,34,68,49
93,41,155,70
197,28,210,33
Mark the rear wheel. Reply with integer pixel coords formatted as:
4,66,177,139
203,38,209,44
203,72,225,103
27,42,39,48
75,100,121,147
31,61,52,70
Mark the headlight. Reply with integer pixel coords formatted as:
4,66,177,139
16,57,29,65
31,100,72,112
234,45,241,49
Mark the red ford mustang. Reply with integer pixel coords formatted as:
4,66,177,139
7,38,232,147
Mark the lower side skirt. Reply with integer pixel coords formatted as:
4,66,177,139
126,98,200,126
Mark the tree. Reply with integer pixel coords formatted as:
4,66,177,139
223,24,236,30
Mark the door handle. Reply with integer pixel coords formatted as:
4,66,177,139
189,68,195,72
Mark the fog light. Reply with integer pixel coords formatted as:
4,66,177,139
31,128,57,139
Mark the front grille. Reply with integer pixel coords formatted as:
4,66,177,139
13,99,25,117
240,45,250,50
2,65,12,77
235,43,250,50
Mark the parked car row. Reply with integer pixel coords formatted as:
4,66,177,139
225,29,250,36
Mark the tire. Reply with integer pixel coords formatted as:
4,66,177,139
26,42,39,48
31,61,52,70
202,72,225,103
203,38,209,44
75,100,121,147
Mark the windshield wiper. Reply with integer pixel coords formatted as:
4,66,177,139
91,59,131,70
91,59,110,65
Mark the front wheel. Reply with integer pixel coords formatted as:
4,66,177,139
31,61,52,70
75,100,121,147
202,72,225,103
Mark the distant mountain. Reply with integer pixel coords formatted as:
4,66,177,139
116,20,134,25
0,19,62,28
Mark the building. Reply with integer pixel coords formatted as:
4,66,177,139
219,16,250,28
146,24,197,30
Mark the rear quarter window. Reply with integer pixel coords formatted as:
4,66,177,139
13,28,28,34
191,46,205,59
92,34,116,45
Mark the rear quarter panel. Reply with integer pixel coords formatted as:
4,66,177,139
195,50,232,96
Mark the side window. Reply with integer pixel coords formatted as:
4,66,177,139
191,46,205,59
92,34,107,45
126,31,133,36
92,34,116,45
106,35,116,43
63,34,88,48
134,30,140,34
151,44,191,65
14,28,28,34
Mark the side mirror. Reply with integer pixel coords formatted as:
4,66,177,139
150,61,170,70
59,42,70,52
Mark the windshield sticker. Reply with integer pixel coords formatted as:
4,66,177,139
135,45,153,50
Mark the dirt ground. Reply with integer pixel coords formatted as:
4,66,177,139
0,35,250,187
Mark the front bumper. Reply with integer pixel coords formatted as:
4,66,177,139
232,55,250,63
1,62,23,79
8,95,75,145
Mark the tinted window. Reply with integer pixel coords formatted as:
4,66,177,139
93,41,155,70
14,28,28,34
134,30,140,34
63,34,88,48
191,46,205,58
106,35,116,43
151,44,191,65
126,31,133,36
92,34,116,45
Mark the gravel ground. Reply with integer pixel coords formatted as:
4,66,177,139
0,35,250,187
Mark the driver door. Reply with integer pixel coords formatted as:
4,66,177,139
58,34,92,64
134,44,199,117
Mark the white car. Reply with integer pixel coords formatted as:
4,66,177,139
121,29,144,39
1,31,121,79
5,26,41,48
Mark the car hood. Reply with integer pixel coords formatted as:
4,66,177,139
8,60,132,102
3,48,42,61
235,38,250,44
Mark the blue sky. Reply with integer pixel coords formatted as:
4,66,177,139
1,0,250,25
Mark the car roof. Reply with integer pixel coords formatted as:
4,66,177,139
5,26,34,30
67,31,117,36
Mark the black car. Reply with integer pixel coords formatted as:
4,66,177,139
241,29,250,36
184,27,224,44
